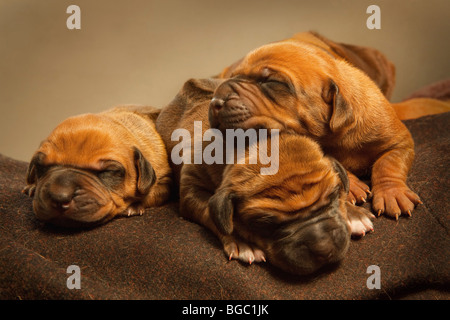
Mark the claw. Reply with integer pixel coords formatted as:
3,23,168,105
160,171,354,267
395,213,399,221
406,210,412,217
360,197,366,203
377,209,383,217
229,252,234,261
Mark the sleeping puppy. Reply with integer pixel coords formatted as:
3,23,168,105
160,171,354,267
210,32,422,220
157,78,374,275
23,106,172,227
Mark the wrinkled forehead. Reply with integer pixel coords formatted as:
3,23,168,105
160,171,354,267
237,41,333,75
38,117,128,169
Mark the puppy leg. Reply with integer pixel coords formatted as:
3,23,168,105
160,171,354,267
222,235,266,264
117,178,172,217
180,165,266,265
122,203,146,217
345,202,375,237
371,148,422,220
347,171,371,205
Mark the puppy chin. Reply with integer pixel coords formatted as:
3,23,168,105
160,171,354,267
209,111,284,132
269,214,350,275
33,195,116,228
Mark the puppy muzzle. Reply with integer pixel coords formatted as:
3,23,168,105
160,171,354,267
269,208,350,275
209,80,253,130
33,167,114,227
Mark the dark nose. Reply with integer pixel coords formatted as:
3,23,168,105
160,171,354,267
48,178,76,211
210,97,225,111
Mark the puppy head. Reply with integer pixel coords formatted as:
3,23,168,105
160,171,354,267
25,114,156,227
209,40,375,138
208,134,351,275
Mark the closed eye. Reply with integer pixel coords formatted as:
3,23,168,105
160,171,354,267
96,161,125,189
258,73,296,98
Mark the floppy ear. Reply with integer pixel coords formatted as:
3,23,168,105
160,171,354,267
133,147,156,196
323,80,355,133
208,188,235,235
330,157,350,194
26,152,45,185
311,31,396,100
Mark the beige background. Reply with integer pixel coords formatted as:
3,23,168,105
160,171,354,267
1,0,449,162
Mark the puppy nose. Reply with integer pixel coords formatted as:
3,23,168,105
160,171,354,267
210,97,225,111
310,241,335,263
48,186,75,211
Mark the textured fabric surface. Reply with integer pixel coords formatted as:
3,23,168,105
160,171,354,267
2,76,450,300
0,110,449,300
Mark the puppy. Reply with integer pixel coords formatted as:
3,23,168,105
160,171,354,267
210,32,422,220
24,106,172,227
220,31,397,100
157,78,374,275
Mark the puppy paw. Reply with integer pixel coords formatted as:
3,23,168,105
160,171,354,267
347,174,371,205
222,235,266,265
22,185,36,197
123,203,146,217
372,182,422,220
346,202,375,237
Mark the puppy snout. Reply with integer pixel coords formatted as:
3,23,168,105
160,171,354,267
44,171,79,212
272,219,350,275
48,183,75,211
209,81,252,129
309,239,336,264
210,97,225,111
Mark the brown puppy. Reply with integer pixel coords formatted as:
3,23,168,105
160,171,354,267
210,32,422,220
24,106,172,227
220,31,397,100
157,78,374,275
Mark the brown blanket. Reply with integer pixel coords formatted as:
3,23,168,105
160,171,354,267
0,83,449,300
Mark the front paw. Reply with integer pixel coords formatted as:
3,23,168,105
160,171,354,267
122,203,146,217
22,185,36,197
222,235,266,265
372,182,422,220
347,174,371,205
346,202,375,237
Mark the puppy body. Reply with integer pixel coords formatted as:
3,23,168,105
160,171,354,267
211,32,422,219
157,79,374,275
24,106,172,226
392,98,450,120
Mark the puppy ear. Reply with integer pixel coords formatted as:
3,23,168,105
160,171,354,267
133,147,156,196
26,152,45,185
311,31,396,99
208,189,235,235
323,80,355,132
330,157,350,193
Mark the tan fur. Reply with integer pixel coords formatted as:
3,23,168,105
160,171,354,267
212,32,423,219
157,79,374,275
24,106,172,226
392,98,450,120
